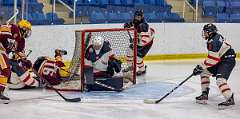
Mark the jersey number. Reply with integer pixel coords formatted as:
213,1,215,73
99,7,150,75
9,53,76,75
42,62,56,77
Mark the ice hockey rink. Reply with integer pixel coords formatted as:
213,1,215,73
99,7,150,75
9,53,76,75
0,60,239,119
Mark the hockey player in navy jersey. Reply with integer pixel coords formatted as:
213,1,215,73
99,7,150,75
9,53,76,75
124,9,155,75
193,23,236,109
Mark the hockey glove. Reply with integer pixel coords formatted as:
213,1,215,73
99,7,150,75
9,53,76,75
20,59,33,70
124,22,133,28
193,65,203,76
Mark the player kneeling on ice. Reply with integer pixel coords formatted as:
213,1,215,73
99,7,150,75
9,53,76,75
124,9,155,76
84,36,123,91
193,23,236,109
30,49,70,88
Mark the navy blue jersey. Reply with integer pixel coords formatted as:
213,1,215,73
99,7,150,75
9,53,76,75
202,33,234,68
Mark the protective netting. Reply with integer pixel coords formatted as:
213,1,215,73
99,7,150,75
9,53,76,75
56,28,137,91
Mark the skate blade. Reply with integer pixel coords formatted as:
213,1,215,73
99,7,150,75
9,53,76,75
0,99,10,104
196,100,207,104
218,105,235,110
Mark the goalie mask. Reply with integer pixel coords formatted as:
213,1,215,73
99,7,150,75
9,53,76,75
17,19,32,38
92,36,104,50
202,23,217,40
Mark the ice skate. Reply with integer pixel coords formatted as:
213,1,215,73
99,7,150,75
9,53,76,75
218,94,235,110
196,88,209,104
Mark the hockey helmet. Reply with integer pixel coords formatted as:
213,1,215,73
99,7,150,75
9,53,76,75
203,23,217,33
17,19,32,38
134,9,144,17
92,36,104,49
133,9,144,26
202,23,217,39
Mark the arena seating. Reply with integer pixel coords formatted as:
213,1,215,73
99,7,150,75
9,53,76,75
1,0,184,24
61,0,184,23
190,0,240,23
1,0,64,25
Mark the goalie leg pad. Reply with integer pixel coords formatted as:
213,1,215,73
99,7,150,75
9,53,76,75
87,77,123,91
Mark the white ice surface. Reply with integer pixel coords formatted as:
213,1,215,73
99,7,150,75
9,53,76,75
0,60,240,119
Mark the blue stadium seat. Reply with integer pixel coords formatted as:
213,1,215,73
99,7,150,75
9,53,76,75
46,12,64,24
122,0,134,6
164,13,184,22
134,0,145,5
99,0,109,5
2,0,21,6
107,12,121,23
90,11,107,23
202,0,217,16
144,11,159,22
229,0,240,14
144,0,156,5
120,12,132,22
215,13,229,22
230,13,240,23
216,0,227,13
109,0,122,5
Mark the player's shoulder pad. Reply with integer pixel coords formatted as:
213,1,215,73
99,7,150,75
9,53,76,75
139,22,149,32
209,34,223,52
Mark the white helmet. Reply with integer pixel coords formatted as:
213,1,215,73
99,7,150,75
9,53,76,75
92,36,104,47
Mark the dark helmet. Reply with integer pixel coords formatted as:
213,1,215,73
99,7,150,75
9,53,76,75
133,9,144,26
134,9,144,17
203,23,217,34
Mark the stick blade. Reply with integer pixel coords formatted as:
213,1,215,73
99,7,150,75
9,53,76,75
143,99,158,104
64,97,81,102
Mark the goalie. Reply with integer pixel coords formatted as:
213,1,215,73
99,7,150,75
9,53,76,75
84,36,123,91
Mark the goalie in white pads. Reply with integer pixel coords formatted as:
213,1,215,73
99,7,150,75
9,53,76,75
124,9,155,75
84,36,123,91
193,24,236,109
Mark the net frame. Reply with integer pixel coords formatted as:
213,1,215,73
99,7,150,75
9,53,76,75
59,28,137,91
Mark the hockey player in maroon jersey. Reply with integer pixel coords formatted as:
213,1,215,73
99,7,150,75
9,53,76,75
8,20,38,90
124,9,155,75
32,49,70,86
0,19,33,104
193,24,236,109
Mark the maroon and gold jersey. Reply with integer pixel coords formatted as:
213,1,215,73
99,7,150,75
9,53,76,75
34,57,65,85
0,24,25,53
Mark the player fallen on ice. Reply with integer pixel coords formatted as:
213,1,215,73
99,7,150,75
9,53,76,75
124,9,155,76
193,23,236,109
84,36,123,91
0,20,32,104
31,49,70,88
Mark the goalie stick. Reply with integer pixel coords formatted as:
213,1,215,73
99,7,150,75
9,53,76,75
144,73,194,104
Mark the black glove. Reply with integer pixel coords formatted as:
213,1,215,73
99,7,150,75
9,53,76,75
124,22,133,28
193,65,203,76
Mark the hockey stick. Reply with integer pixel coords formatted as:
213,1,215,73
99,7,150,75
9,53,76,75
32,70,81,102
60,67,123,92
144,73,194,104
26,50,32,57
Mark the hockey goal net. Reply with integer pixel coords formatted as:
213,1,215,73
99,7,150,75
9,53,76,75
53,28,137,91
